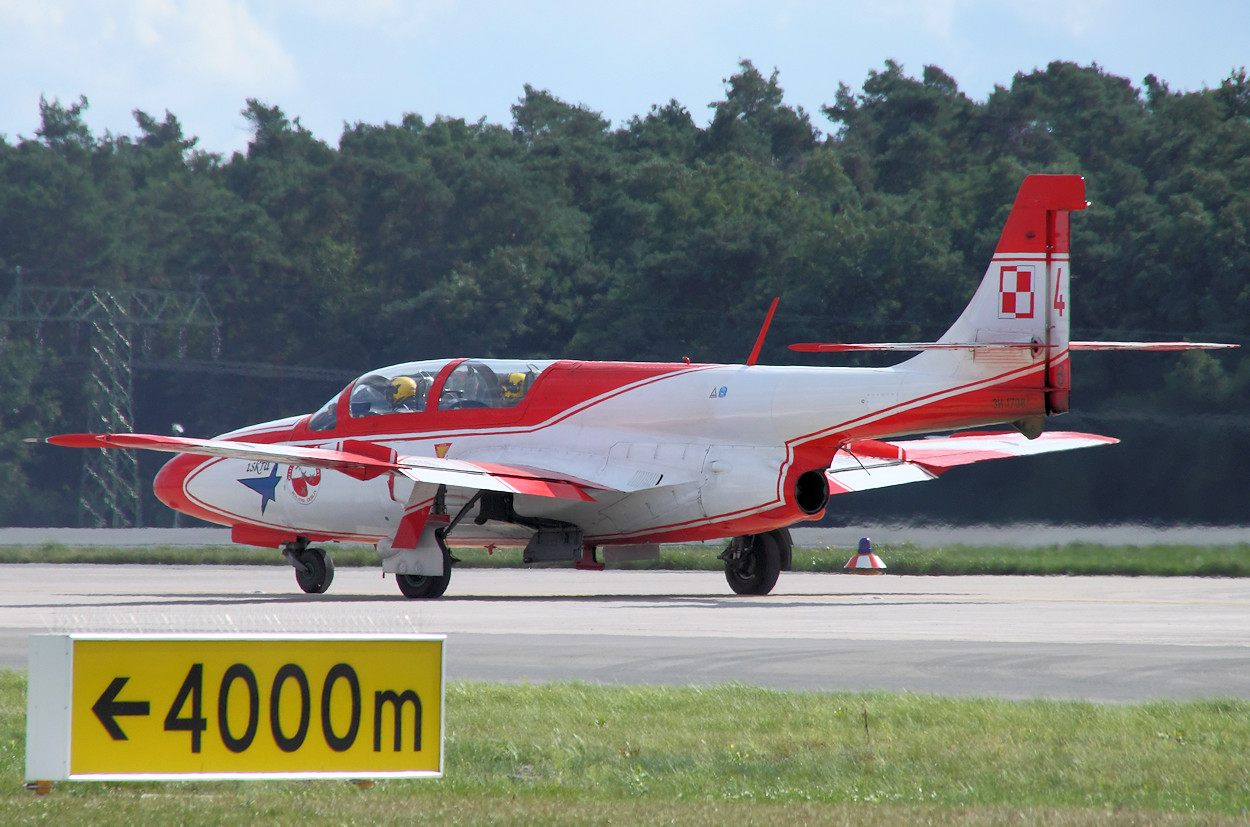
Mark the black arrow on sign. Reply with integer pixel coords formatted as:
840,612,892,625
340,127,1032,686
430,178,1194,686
92,677,151,740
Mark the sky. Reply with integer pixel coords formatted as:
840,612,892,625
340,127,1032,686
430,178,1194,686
0,0,1247,156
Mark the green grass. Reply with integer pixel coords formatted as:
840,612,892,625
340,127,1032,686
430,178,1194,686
2,675,1248,823
0,543,380,567
3,541,1249,577
796,542,1250,577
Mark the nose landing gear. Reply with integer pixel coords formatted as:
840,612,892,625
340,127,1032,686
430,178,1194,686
283,539,335,594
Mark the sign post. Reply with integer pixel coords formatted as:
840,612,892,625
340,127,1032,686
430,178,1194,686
26,634,444,782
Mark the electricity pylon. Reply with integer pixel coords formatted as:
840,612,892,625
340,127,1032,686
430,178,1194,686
0,269,219,527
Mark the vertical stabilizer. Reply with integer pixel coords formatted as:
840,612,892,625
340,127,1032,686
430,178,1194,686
924,175,1086,414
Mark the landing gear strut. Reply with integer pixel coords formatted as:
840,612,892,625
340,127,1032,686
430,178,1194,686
395,529,454,599
720,530,788,595
284,540,335,594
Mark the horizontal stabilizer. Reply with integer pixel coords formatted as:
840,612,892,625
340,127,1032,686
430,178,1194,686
1069,341,1238,351
826,430,1118,495
792,341,1237,354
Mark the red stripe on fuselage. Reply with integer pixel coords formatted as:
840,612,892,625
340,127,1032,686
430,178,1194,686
587,359,1055,545
295,361,707,444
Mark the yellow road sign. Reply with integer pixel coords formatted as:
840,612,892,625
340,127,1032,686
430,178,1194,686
27,634,444,780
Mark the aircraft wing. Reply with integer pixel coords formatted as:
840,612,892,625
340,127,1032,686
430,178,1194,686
392,457,602,501
47,433,399,473
825,431,1118,494
44,433,602,502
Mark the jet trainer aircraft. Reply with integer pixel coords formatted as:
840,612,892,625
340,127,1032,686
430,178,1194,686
47,175,1235,598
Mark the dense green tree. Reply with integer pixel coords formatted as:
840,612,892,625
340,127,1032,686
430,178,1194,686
705,60,818,166
616,100,700,162
824,61,978,194
34,95,93,155
0,336,69,524
1,60,1247,524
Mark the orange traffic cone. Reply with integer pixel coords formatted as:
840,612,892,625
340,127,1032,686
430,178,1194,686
844,537,886,574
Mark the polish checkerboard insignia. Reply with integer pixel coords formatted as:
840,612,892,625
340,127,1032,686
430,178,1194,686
999,265,1035,319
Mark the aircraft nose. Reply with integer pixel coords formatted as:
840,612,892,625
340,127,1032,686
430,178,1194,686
153,455,189,510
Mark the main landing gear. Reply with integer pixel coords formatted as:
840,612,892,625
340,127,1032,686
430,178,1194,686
283,539,335,594
395,529,454,599
719,528,793,596
280,533,454,598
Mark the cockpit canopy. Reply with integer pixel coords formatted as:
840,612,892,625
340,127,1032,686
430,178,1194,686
307,358,555,432
349,360,443,418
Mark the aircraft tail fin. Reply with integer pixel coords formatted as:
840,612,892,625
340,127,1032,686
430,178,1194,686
791,175,1087,414
786,174,1234,428
927,174,1086,413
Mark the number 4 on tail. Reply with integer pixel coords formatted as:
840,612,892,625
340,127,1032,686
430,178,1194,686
1053,268,1066,316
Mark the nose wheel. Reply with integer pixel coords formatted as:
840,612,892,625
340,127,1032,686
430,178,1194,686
289,545,335,594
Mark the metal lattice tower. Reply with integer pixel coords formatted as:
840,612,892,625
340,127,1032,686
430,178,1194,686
1,268,220,527
81,291,140,527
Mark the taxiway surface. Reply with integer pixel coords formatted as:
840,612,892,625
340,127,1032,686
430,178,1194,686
2,565,1247,702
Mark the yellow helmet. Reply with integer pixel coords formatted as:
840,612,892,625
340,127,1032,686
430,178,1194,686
388,376,418,404
501,372,527,399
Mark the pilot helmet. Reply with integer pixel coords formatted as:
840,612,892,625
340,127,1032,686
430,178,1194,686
501,372,527,400
388,375,419,404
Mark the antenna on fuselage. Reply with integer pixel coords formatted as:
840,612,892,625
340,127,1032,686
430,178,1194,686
746,297,780,367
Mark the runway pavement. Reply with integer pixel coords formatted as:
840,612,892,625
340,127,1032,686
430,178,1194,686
2,564,1247,702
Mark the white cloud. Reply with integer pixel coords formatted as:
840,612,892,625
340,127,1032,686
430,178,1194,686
993,0,1115,37
0,0,300,150
291,0,452,36
129,0,298,90
0,0,66,28
915,0,961,39
0,1,296,90
863,0,1116,41
134,0,171,47
867,0,962,38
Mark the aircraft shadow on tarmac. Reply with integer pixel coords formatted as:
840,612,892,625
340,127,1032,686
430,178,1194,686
26,592,988,611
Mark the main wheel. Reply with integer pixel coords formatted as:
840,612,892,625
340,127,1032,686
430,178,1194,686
294,547,335,594
768,527,794,571
395,532,453,599
724,533,782,596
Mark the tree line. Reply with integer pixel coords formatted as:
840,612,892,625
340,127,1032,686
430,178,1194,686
1,59,1247,526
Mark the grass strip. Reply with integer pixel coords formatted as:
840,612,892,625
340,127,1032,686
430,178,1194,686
1,674,1247,823
2,541,1250,577
0,543,379,567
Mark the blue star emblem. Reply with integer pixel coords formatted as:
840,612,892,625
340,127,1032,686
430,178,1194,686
238,463,281,514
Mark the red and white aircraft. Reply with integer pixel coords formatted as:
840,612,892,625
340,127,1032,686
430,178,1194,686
47,175,1234,597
